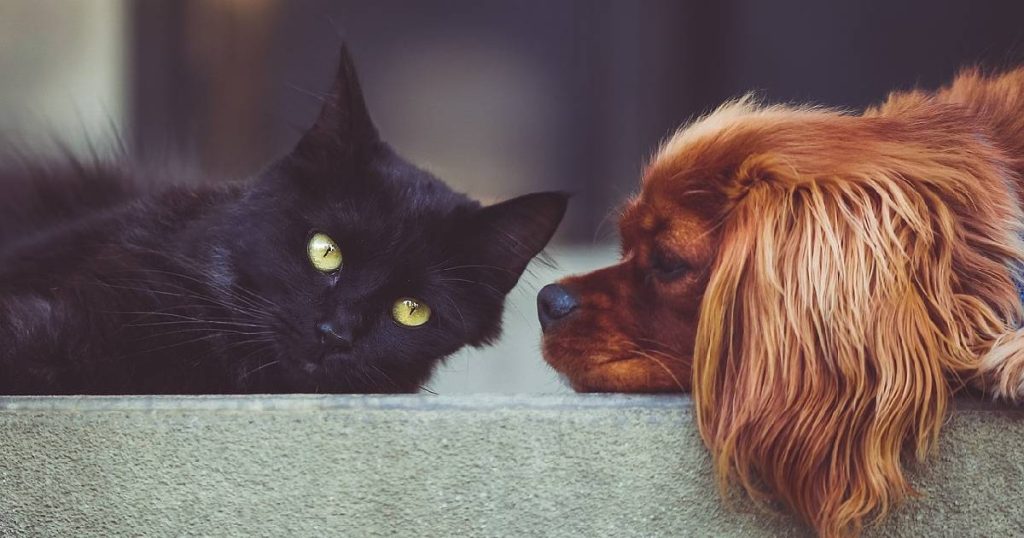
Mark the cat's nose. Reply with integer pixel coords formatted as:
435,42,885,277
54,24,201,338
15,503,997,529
538,283,579,332
317,321,353,351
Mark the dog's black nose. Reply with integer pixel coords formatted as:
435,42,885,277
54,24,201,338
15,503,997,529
538,283,579,331
317,321,353,351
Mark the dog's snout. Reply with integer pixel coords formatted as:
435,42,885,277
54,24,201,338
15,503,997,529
538,283,579,331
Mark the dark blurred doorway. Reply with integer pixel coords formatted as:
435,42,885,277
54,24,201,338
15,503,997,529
130,0,1024,243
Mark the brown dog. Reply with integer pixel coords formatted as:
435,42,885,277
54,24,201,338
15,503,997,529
539,68,1024,537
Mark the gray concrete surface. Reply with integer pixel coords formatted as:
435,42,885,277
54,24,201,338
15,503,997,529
1,394,1022,537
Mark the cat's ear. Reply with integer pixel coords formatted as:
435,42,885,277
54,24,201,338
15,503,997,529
466,192,569,293
292,44,379,163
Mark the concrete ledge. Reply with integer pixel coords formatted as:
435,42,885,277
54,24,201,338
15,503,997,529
1,395,1022,537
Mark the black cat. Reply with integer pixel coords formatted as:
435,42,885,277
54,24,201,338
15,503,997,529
0,45,567,394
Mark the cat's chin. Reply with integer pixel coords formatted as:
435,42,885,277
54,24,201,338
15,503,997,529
290,350,352,376
273,354,335,390
299,359,322,375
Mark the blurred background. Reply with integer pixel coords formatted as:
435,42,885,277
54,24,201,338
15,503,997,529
2,0,1024,392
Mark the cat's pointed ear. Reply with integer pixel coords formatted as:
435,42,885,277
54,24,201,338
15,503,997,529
292,43,379,162
466,192,569,293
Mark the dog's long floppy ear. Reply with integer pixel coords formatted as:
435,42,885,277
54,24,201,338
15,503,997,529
691,138,1024,536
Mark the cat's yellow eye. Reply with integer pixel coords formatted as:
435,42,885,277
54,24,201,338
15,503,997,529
392,297,431,327
307,232,343,273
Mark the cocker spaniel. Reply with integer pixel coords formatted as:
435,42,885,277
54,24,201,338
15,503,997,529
539,68,1024,537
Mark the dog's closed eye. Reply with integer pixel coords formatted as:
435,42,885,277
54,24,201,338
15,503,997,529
650,248,692,281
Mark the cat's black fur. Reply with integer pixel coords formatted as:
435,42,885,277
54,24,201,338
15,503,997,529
0,46,567,395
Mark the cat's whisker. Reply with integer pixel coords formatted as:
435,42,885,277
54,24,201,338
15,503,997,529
128,329,276,364
133,327,275,342
240,359,280,379
128,333,228,356
436,264,519,276
129,271,276,314
113,282,272,325
95,279,269,321
101,309,272,334
286,83,331,105
113,308,270,327
436,278,504,297
221,342,276,384
360,363,402,392
366,360,401,389
109,259,281,312
127,319,271,330
424,255,460,273
441,294,468,334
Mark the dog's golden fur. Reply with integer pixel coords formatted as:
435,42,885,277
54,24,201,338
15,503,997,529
541,68,1024,536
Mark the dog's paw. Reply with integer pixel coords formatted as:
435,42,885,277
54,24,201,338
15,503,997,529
978,329,1024,403
993,371,1024,402
1004,371,1024,402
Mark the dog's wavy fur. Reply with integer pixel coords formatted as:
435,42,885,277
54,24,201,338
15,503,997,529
541,68,1024,536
